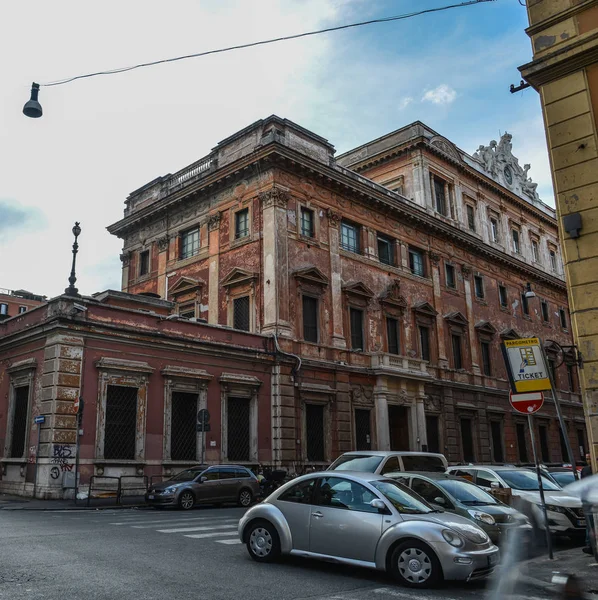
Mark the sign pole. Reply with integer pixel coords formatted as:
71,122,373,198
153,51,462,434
529,414,553,559
32,422,41,499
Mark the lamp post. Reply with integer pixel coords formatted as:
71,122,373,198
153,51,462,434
65,222,82,297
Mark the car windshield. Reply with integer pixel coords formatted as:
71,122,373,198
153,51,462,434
436,478,498,505
550,471,576,487
499,469,560,491
329,455,384,472
402,456,446,472
371,480,434,514
170,468,205,482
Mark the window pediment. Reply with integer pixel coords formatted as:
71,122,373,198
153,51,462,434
500,328,520,340
444,311,468,326
221,268,258,289
342,281,374,299
412,301,438,318
293,267,329,286
474,320,497,336
380,279,407,309
169,277,205,297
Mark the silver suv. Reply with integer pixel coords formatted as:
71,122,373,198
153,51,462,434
328,451,448,474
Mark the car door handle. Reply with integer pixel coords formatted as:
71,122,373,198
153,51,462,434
311,511,323,518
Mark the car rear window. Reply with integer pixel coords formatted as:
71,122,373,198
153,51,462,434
401,456,446,472
329,455,384,472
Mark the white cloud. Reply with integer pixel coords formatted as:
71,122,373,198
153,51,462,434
422,84,457,105
398,97,413,110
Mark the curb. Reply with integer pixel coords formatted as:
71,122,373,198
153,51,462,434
0,503,149,511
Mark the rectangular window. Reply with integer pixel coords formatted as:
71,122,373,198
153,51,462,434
480,341,492,376
0,303,8,316
302,296,319,343
18,306,27,314
550,250,557,271
541,300,549,322
171,392,197,461
409,248,425,277
539,425,550,462
517,423,528,462
490,218,499,242
425,416,440,453
341,221,360,253
305,404,325,461
355,408,371,451
466,205,475,231
10,386,29,458
445,264,456,289
180,227,200,259
233,296,250,331
300,207,314,238
139,250,150,276
512,229,521,254
567,365,576,392
460,418,475,462
499,285,508,308
377,235,394,265
521,293,530,316
235,208,249,239
386,317,400,355
452,335,463,369
490,421,504,463
474,275,484,299
419,326,431,361
531,240,540,262
433,177,447,215
559,308,567,329
178,303,196,319
578,429,587,457
350,308,364,350
227,397,250,461
104,385,137,460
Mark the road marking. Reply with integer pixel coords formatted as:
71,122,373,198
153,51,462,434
132,518,238,529
110,516,235,526
215,539,243,545
184,531,241,539
158,523,238,534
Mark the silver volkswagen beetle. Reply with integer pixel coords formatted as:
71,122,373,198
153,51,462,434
238,472,499,587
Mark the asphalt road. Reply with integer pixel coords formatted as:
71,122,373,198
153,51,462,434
0,506,573,600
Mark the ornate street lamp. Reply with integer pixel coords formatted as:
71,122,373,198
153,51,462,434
22,83,42,118
65,222,82,297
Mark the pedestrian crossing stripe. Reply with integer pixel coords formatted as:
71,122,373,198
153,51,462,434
184,531,241,539
216,539,242,545
157,523,237,534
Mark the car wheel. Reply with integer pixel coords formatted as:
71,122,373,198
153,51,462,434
238,489,253,507
246,520,281,563
390,540,442,588
178,490,195,511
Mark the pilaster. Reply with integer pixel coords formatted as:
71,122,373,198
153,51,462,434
208,213,221,324
327,209,346,348
430,253,448,365
374,376,390,450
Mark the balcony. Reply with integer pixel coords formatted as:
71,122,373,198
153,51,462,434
370,353,431,378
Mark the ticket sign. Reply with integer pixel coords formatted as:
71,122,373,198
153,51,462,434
502,337,552,393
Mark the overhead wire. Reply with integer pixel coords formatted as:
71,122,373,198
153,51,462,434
40,0,496,87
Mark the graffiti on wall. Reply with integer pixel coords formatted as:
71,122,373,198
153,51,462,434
50,444,76,476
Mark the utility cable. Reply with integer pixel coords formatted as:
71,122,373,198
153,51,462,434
40,0,495,87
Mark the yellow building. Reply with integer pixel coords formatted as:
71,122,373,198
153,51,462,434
520,0,598,465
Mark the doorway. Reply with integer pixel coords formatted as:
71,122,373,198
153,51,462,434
388,405,410,451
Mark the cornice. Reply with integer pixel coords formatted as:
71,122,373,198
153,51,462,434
524,0,598,37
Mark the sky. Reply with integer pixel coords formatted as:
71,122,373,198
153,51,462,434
1,0,550,298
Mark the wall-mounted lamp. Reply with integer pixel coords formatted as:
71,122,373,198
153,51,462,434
524,282,536,299
563,212,582,239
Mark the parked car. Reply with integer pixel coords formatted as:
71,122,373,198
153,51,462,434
328,451,448,474
544,467,578,488
385,471,532,544
239,471,499,588
146,465,261,510
446,465,585,539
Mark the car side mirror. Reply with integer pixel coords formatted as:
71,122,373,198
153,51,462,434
490,481,501,489
199,476,208,483
433,496,446,506
370,499,390,514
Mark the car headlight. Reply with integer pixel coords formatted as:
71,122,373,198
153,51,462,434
163,486,178,494
449,523,489,545
442,529,464,548
543,504,566,514
468,510,496,525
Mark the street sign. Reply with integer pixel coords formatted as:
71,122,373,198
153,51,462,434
34,415,45,424
197,409,210,425
510,391,544,414
502,337,552,393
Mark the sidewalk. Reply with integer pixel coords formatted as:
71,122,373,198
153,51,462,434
0,493,148,511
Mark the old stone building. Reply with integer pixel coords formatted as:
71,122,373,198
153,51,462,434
0,288,46,321
106,115,586,468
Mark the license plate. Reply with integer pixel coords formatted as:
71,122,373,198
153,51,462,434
577,519,586,527
148,495,155,500
488,553,500,566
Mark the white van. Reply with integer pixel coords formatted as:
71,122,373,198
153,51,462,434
327,451,448,474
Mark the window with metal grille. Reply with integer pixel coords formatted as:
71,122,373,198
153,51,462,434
354,409,371,451
18,306,27,314
139,250,150,276
350,307,364,350
460,418,475,462
10,386,29,458
531,240,540,262
521,292,529,316
341,221,360,253
550,249,557,271
516,423,528,462
104,385,137,460
559,308,567,329
180,228,200,259
433,177,447,215
490,218,499,242
512,229,520,254
235,208,249,239
474,275,484,299
171,392,197,461
426,416,440,453
300,207,314,237
466,205,475,231
541,300,549,322
409,248,425,277
498,285,508,307
377,235,393,265
419,326,430,361
490,421,504,462
480,341,491,376
539,425,550,462
227,397,250,461
445,264,456,289
178,303,196,319
302,296,318,343
386,317,400,355
305,403,325,461
233,296,250,331
452,335,463,369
